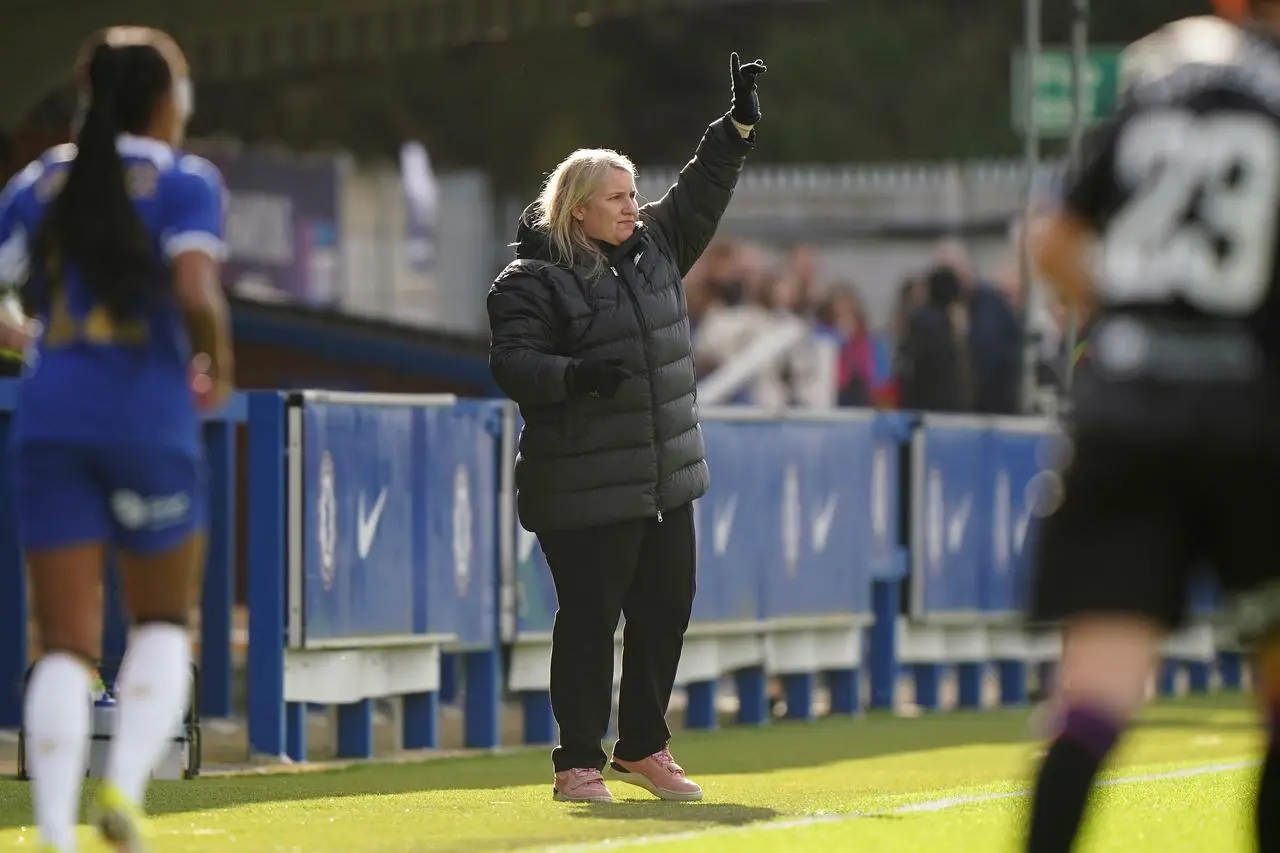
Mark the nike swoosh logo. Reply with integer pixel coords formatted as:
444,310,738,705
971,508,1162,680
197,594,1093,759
811,493,839,553
1014,503,1033,553
356,487,389,559
713,494,738,555
947,494,972,553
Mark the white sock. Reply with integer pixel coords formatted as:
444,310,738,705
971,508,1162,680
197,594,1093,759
25,652,92,852
104,623,192,805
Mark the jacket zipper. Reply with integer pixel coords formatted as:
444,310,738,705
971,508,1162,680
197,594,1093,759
614,263,664,523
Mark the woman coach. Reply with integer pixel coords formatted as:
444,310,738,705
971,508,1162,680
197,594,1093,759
487,52,766,804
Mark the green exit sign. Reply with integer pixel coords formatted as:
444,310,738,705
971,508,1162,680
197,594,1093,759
1011,46,1123,137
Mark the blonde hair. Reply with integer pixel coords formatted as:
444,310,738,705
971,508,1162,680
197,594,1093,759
533,148,636,275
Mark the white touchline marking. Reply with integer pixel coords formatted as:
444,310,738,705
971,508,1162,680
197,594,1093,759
530,759,1256,852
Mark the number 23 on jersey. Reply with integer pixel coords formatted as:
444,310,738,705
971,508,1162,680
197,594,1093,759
1101,108,1280,315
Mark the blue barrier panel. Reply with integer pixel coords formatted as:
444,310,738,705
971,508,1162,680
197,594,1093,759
284,391,505,755
760,416,878,620
910,417,987,619
301,400,418,645
868,414,908,582
983,423,1057,618
515,529,557,635
421,399,502,648
512,410,902,633
0,380,245,728
509,417,558,638
691,419,771,624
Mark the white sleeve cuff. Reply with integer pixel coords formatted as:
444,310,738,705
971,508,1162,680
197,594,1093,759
165,231,227,262
0,227,29,285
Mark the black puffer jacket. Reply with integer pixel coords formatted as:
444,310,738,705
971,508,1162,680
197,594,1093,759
488,114,753,533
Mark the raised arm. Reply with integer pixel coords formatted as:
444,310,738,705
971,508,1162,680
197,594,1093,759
487,266,573,405
641,53,766,276
1030,111,1123,312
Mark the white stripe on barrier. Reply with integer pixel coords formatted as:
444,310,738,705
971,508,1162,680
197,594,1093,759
530,759,1255,852
298,390,458,407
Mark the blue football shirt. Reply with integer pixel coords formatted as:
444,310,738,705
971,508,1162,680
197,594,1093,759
0,134,226,454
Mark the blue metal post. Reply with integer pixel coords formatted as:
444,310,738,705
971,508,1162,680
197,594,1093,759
782,673,815,721
1219,651,1244,691
956,662,984,709
336,701,374,758
997,660,1028,706
0,415,25,728
522,691,555,745
684,680,718,730
869,579,901,710
247,392,287,758
735,667,769,726
914,663,943,711
439,653,458,705
403,692,440,749
463,648,501,748
201,422,235,718
827,669,859,715
102,554,128,681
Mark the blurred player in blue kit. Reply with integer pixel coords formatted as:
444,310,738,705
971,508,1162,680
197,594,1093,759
1025,1,1280,851
0,26,234,853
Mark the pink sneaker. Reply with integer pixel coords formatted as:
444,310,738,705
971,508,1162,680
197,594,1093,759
553,768,614,803
610,747,704,801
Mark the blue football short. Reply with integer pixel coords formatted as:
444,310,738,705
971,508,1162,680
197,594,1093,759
11,442,205,554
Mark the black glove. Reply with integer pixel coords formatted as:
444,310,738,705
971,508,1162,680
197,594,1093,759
566,358,632,400
729,52,767,126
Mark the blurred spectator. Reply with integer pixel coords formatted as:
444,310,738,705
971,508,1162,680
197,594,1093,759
891,274,925,344
817,284,894,408
784,243,821,316
757,272,828,408
898,264,973,412
938,239,1023,415
691,236,1041,413
696,240,744,306
694,278,772,383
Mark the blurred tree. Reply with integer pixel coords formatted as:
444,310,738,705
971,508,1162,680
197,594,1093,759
174,0,1226,183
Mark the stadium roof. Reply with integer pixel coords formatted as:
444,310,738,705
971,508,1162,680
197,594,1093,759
0,0,802,129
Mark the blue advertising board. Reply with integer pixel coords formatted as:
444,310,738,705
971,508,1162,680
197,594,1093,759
911,419,988,618
515,529,557,636
302,402,418,645
759,417,878,620
421,400,502,647
510,416,559,637
690,419,771,624
299,398,502,647
510,412,900,636
868,416,905,581
984,425,1057,617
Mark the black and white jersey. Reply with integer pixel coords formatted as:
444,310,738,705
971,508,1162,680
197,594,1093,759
1063,16,1280,442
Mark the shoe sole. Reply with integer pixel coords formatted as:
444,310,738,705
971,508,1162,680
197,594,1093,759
95,807,147,853
552,788,614,804
608,763,704,802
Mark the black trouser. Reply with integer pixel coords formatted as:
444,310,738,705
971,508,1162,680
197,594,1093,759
537,502,696,772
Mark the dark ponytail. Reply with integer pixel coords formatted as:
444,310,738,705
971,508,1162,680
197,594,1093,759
25,41,171,321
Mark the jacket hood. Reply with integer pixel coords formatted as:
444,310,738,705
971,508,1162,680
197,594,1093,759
513,202,554,261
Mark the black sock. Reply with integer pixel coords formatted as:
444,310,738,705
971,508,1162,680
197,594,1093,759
1025,703,1122,853
1258,706,1280,853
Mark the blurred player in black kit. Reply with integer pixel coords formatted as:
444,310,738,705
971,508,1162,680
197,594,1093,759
1025,2,1280,851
